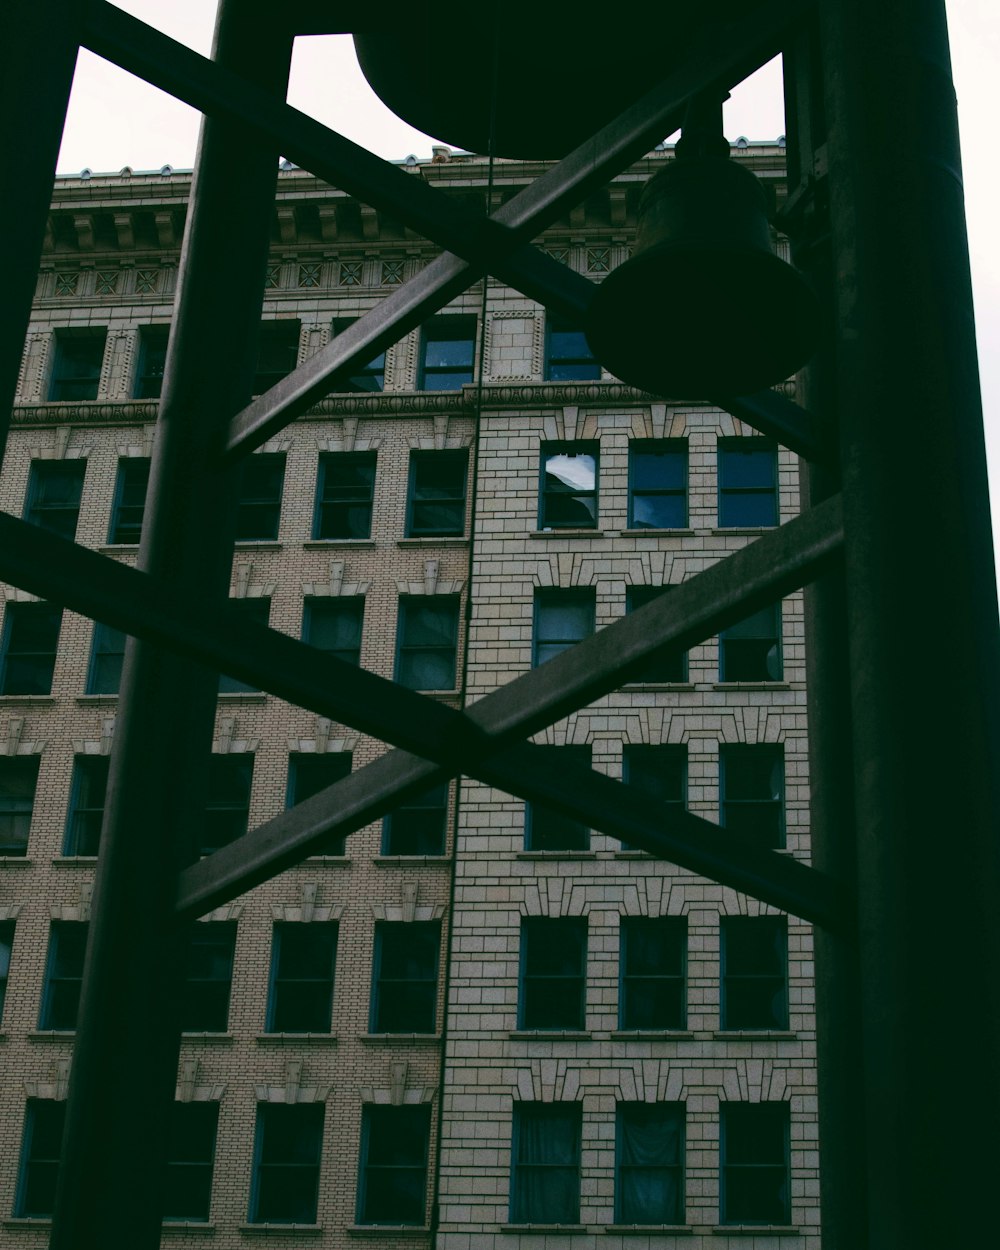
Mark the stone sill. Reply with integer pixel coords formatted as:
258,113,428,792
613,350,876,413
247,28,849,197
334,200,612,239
217,692,268,703
303,539,376,549
98,543,139,553
503,1226,585,1235
359,1033,441,1046
711,528,780,536
712,682,791,692
28,1031,75,1042
76,694,119,704
0,695,55,705
411,690,462,701
621,529,696,537
346,1227,430,1238
397,537,469,548
257,1033,339,1046
517,851,596,861
711,1227,799,1237
163,1222,216,1235
373,856,452,866
0,857,32,867
605,1226,693,1236
611,1031,695,1041
234,541,282,550
240,1224,323,1237
509,1031,591,1041
179,1032,234,1045
713,1031,798,1041
623,682,695,691
305,855,352,866
530,529,602,540
4,1219,53,1229
52,857,97,866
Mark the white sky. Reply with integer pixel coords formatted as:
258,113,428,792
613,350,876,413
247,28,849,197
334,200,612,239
53,2,1000,571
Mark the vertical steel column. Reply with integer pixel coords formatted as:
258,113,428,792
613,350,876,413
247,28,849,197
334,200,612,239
0,0,78,445
49,5,293,1246
821,1,1000,1245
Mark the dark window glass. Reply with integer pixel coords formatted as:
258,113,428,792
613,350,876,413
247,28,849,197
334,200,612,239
533,588,595,667
406,450,468,537
331,318,385,392
718,439,778,528
108,458,150,544
616,1103,685,1224
164,1101,219,1223
720,745,785,850
286,752,353,856
63,755,109,856
87,621,127,695
49,329,106,401
539,443,599,530
180,922,236,1032
135,325,170,398
235,454,285,542
267,922,338,1033
0,756,39,856
200,754,254,855
314,452,376,540
0,920,15,1021
383,782,448,855
518,917,587,1031
253,321,300,395
623,744,687,814
0,602,62,695
249,1102,324,1224
628,440,687,529
395,596,459,691
303,597,364,666
510,1103,582,1224
15,1100,66,1217
625,587,687,683
418,315,476,389
357,1105,431,1226
720,603,783,682
720,1103,790,1225
23,460,86,540
545,316,601,381
721,917,788,1031
218,599,270,693
39,921,87,1030
525,745,591,851
370,921,440,1034
619,916,687,1030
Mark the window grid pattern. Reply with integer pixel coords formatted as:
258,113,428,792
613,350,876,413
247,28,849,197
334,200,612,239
624,587,687,683
249,1102,324,1225
357,1105,431,1226
87,621,126,695
544,317,601,381
200,754,254,856
108,458,150,545
0,603,62,696
518,917,587,1031
510,1102,582,1225
720,917,789,1031
383,782,449,855
406,450,468,537
370,921,440,1034
720,1103,791,1225
619,916,687,1031
135,325,169,398
418,315,476,390
720,744,786,850
718,439,778,528
180,923,236,1033
235,454,285,542
64,755,109,856
533,587,595,668
302,597,364,666
525,745,591,851
39,921,87,1031
253,321,300,395
615,1103,686,1225
286,752,352,856
266,922,338,1034
15,1100,66,1218
332,318,385,391
719,602,783,682
24,460,86,540
539,443,599,530
0,920,14,1022
0,756,39,856
395,596,460,691
49,329,106,401
313,452,376,540
164,1102,219,1223
628,440,687,529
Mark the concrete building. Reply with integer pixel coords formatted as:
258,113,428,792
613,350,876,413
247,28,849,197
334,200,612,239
0,142,816,1247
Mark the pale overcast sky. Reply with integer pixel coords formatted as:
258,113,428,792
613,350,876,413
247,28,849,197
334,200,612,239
53,2,1000,570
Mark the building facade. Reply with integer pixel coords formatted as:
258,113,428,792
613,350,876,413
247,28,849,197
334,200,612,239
0,142,817,1247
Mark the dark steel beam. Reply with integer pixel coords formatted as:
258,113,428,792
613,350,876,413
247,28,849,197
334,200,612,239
712,388,830,462
48,7,295,1248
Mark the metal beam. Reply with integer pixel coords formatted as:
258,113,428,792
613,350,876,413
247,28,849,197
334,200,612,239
713,388,831,462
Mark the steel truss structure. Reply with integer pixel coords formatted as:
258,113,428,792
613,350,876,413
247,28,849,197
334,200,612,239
1,1,997,1247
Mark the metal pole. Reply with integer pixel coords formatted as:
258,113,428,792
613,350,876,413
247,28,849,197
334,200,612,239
820,1,1000,1244
49,4,293,1245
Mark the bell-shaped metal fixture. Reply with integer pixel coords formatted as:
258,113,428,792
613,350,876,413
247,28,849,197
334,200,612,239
585,122,820,396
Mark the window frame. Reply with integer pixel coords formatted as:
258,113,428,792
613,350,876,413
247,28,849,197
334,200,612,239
302,596,364,667
719,1102,791,1226
417,314,476,390
532,587,595,668
624,587,687,683
615,1102,686,1225
369,920,440,1035
720,916,789,1032
86,620,127,695
235,452,286,542
39,920,88,1031
719,744,786,850
23,459,87,540
0,602,62,696
509,1102,582,1225
538,441,600,531
252,320,301,396
164,1101,219,1224
15,1099,66,1218
618,915,688,1031
180,922,237,1034
356,1104,432,1227
405,449,469,538
48,327,107,402
200,753,254,856
382,781,449,856
717,438,779,528
627,439,688,530
331,317,386,392
217,599,270,693
135,324,170,399
524,744,591,852
313,451,377,541
0,755,40,857
719,602,783,682
265,921,338,1034
107,457,150,545
518,916,587,1032
63,754,109,857
248,1102,325,1225
544,315,601,381
285,752,353,856
0,919,15,1023
394,595,460,692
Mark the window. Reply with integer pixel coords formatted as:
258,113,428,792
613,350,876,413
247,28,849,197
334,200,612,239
718,439,778,528
180,922,236,1032
720,745,785,850
623,744,687,814
395,596,459,691
135,325,169,398
235,454,285,541
544,315,601,381
253,320,300,395
720,917,788,1031
628,440,687,529
720,1103,790,1225
383,781,448,855
0,602,62,695
525,745,591,851
510,1103,582,1224
249,1102,324,1224
108,457,150,544
313,451,376,540
719,603,783,682
0,756,39,856
370,921,440,1034
518,917,587,1031
533,588,595,666
539,442,599,530
405,450,468,537
357,1105,431,1226
302,597,364,666
0,920,14,1021
619,917,687,1030
218,599,270,693
266,922,338,1033
200,754,254,855
625,587,687,682
86,621,127,695
331,318,385,391
286,752,352,856
15,1100,65,1218
63,755,109,856
39,920,87,1030
616,1104,685,1225
48,328,106,401
23,460,86,539
164,1102,219,1223
418,315,476,389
